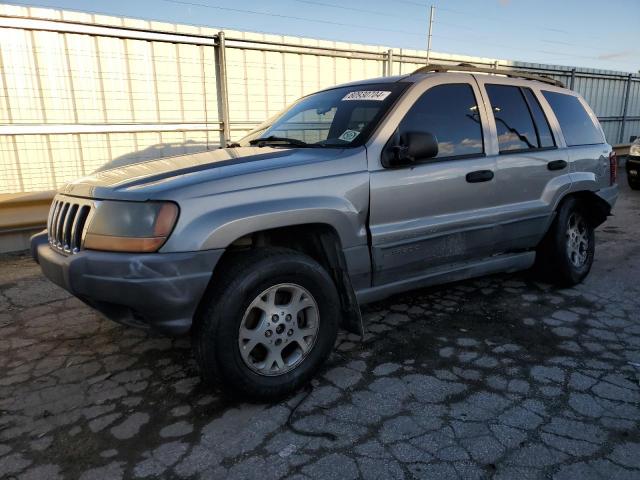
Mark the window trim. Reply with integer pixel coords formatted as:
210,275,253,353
409,151,488,166
497,145,557,156
485,83,559,155
520,87,557,149
564,142,606,148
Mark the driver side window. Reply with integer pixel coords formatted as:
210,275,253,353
399,83,484,159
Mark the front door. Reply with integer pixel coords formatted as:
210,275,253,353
367,78,500,286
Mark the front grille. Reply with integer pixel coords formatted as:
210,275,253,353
47,196,94,254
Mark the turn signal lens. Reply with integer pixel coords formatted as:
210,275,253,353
153,202,179,237
83,201,179,253
83,234,167,253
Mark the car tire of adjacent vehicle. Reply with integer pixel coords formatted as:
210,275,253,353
534,197,595,287
628,177,640,190
193,247,340,400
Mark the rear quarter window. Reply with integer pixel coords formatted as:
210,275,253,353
541,91,604,146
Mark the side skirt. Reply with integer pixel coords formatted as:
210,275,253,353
355,251,535,305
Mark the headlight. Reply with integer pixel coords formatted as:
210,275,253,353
84,201,179,253
630,141,640,156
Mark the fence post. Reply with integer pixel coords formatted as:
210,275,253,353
215,30,231,147
569,68,576,90
618,73,632,144
386,49,393,76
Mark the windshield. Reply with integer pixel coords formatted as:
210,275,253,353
239,83,408,148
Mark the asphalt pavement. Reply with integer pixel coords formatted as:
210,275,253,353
1,174,639,479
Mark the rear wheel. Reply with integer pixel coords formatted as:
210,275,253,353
534,197,595,286
193,248,340,400
628,176,640,190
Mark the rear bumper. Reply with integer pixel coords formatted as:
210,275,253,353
595,184,619,209
31,232,223,335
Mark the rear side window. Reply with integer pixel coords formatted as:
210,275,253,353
485,84,539,152
399,83,483,159
542,91,604,146
522,88,555,148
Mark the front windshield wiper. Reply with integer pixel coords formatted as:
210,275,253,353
249,136,316,148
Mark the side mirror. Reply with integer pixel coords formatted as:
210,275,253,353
382,131,438,168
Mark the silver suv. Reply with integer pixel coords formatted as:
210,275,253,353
31,66,619,399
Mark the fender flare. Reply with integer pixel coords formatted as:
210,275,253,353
196,196,367,250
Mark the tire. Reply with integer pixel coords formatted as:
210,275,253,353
193,247,340,400
628,177,640,190
534,197,595,287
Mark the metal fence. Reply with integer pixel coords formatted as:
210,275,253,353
1,3,639,195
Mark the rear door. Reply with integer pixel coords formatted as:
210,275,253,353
367,77,499,287
475,77,571,252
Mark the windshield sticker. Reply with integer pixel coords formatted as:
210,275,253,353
342,90,391,101
338,129,361,142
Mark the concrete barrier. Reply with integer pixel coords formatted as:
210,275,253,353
0,191,53,253
613,144,631,157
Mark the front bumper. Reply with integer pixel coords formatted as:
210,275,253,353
31,232,223,335
626,156,640,179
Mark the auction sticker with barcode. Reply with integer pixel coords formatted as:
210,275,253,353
342,90,391,101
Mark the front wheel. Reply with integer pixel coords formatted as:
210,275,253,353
193,248,340,400
628,176,640,190
534,197,595,286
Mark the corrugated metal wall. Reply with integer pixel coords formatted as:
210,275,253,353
0,5,223,194
1,3,638,195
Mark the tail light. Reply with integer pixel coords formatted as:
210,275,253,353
609,151,617,185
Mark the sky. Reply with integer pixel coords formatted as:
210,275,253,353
8,0,640,72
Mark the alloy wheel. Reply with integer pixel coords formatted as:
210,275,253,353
238,283,320,376
566,212,590,268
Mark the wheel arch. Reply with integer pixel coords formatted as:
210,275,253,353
189,197,367,252
554,190,612,228
195,223,364,336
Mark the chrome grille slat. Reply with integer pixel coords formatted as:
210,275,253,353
47,195,94,255
46,199,57,235
62,204,78,252
49,201,62,246
56,203,69,248
69,205,89,253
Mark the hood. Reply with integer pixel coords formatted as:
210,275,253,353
59,146,360,200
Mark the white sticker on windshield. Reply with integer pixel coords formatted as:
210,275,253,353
338,129,361,142
342,90,391,101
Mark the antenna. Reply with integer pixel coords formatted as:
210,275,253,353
426,5,435,65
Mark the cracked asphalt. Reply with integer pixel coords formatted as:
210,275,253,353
1,175,639,480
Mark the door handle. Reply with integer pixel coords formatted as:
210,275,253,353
547,160,567,171
466,170,494,183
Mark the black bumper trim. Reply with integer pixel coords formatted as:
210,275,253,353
626,156,639,170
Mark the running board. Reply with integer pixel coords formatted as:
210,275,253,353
355,251,535,305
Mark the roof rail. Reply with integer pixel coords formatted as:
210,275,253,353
412,64,565,88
